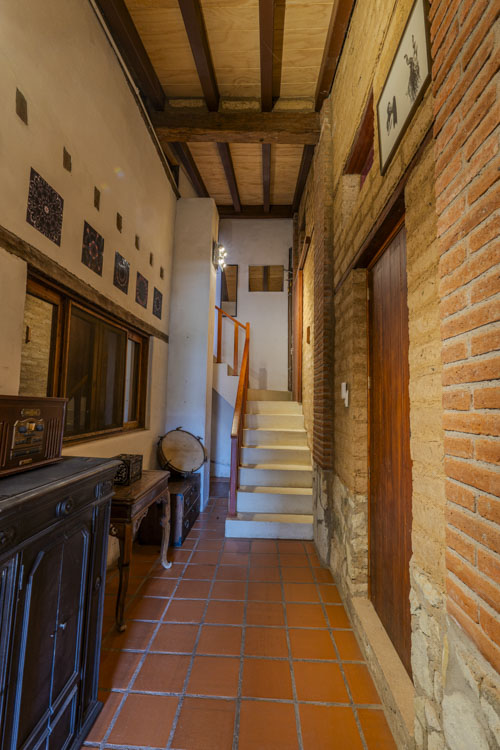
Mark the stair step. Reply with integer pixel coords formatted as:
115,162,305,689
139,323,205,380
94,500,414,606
241,445,312,466
237,487,313,514
246,400,302,414
225,513,313,539
239,465,312,488
247,389,292,401
245,413,305,429
243,428,308,446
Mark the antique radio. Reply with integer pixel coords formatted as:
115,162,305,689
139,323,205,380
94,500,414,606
0,395,67,478
113,453,143,485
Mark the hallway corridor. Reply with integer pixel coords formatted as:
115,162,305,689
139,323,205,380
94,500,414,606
84,492,397,749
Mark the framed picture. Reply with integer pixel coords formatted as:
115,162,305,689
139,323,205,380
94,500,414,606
377,0,431,175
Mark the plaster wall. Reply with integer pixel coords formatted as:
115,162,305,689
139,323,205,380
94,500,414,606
166,198,218,507
0,0,177,467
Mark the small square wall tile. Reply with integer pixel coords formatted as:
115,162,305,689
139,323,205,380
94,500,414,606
107,693,178,747
171,697,236,750
242,658,293,700
187,655,240,697
300,704,364,750
238,700,299,750
133,653,190,693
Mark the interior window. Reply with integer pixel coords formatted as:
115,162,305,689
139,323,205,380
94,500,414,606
248,265,284,292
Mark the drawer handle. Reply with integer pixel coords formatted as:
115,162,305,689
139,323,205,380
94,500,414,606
0,527,16,547
184,519,189,528
56,498,74,517
94,576,102,592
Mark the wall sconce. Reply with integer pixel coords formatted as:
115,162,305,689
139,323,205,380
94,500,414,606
213,241,227,270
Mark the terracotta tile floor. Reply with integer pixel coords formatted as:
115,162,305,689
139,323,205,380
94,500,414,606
83,495,398,750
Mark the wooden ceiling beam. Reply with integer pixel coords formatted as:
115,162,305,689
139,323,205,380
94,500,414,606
218,205,293,219
169,142,209,198
217,144,241,213
315,0,356,112
262,144,271,212
178,0,219,112
152,111,320,145
292,145,315,212
259,0,275,112
94,0,165,111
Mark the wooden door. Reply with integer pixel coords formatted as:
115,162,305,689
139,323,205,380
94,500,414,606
369,227,412,676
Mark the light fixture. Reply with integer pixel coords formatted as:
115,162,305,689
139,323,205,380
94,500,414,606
212,241,227,270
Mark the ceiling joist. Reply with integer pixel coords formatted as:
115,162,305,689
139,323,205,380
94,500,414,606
315,0,356,112
218,205,293,219
217,144,242,213
262,144,271,213
259,0,275,112
178,0,219,112
152,111,320,145
292,145,315,212
169,142,209,198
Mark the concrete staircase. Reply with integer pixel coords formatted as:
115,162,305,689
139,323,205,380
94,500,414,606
225,388,313,539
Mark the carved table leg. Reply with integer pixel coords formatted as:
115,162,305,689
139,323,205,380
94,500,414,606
115,523,133,631
159,492,172,569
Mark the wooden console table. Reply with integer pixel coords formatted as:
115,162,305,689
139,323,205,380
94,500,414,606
110,470,171,631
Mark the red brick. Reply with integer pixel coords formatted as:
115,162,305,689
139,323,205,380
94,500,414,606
474,387,500,409
443,412,500,435
440,289,469,319
442,389,471,411
479,605,500,648
437,196,467,236
468,156,500,205
432,1,460,60
445,456,500,496
434,56,462,118
446,548,500,613
440,298,500,338
448,599,500,672
446,525,476,564
440,238,499,297
439,242,467,277
447,501,500,552
435,115,459,156
445,479,476,510
478,494,500,524
447,574,479,621
470,214,500,253
471,328,500,356
464,100,500,162
475,438,500,465
470,269,500,304
462,6,498,69
442,340,468,363
442,356,500,386
435,149,463,197
477,547,500,582
444,435,474,458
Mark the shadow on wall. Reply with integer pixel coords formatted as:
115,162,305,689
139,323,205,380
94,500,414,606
258,368,267,390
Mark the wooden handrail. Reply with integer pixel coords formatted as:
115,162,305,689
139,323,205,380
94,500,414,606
215,305,247,375
229,322,250,516
215,304,246,329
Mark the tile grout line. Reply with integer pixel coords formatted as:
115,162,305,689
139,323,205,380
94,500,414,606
279,540,305,750
231,537,252,750
307,550,370,750
165,501,227,750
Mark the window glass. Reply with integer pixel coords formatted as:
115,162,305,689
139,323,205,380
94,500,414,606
248,265,284,292
124,338,140,424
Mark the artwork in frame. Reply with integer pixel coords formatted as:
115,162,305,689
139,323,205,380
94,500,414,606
377,0,431,175
152,287,162,319
113,251,130,294
81,221,104,276
26,168,64,246
136,272,148,308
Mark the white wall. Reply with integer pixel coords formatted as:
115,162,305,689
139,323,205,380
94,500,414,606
166,198,218,507
218,219,292,391
0,0,177,467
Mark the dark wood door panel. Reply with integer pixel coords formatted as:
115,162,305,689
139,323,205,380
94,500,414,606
369,227,412,676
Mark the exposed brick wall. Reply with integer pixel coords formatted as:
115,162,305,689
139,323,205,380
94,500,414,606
430,0,500,672
302,246,314,443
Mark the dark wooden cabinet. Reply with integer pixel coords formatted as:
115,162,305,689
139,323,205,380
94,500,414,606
0,457,118,750
169,475,200,547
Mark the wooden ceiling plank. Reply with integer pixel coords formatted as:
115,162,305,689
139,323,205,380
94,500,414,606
217,143,242,212
292,144,314,212
151,110,320,144
259,0,274,111
95,0,166,110
178,0,219,111
170,142,209,197
218,205,294,219
262,144,271,212
315,0,356,112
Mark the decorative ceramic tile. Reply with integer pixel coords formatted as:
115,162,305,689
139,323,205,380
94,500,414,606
81,221,104,276
26,168,63,245
136,272,148,308
113,252,130,294
153,288,162,319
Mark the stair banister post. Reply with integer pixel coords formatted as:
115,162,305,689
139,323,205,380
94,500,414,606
217,307,222,363
233,324,239,376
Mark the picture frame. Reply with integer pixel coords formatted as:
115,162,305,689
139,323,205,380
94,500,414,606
377,0,432,175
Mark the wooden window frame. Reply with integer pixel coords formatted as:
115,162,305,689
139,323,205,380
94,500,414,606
25,275,148,444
